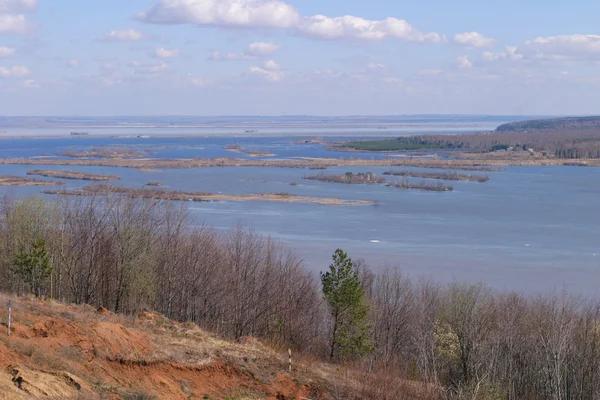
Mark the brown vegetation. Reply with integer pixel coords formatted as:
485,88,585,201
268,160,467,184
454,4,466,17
27,170,121,182
43,184,375,206
387,179,453,192
0,155,596,171
1,197,600,398
0,176,64,186
59,148,148,159
303,172,386,185
383,170,489,182
0,294,427,399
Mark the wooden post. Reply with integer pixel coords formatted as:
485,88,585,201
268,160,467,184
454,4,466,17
288,348,292,372
7,301,11,337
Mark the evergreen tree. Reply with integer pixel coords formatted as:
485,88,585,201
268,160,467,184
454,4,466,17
321,249,373,360
12,239,53,297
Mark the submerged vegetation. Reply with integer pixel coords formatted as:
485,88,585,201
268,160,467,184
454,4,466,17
383,170,489,182
2,196,600,399
225,143,275,157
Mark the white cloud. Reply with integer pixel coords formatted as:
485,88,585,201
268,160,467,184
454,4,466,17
137,0,442,43
137,0,299,29
366,62,386,72
130,61,170,75
22,78,39,88
209,41,281,61
263,60,279,70
0,65,30,77
247,41,280,56
482,35,600,65
208,50,241,61
186,74,211,86
482,46,522,61
97,29,146,43
299,15,441,42
382,77,403,86
520,34,600,61
312,68,343,79
155,47,180,58
0,0,37,13
66,59,81,68
417,69,443,76
456,55,472,69
454,32,494,48
101,61,120,72
0,13,33,35
0,46,16,57
249,60,284,82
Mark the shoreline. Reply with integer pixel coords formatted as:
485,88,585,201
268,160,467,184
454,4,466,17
0,132,416,140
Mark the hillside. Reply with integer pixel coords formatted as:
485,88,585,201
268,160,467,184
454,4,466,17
496,116,600,132
0,294,428,400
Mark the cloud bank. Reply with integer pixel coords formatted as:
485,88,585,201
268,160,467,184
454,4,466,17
137,0,443,43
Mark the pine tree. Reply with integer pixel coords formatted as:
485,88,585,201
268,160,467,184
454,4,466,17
13,239,53,297
321,249,373,360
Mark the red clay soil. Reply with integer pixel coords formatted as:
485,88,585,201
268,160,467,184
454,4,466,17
0,296,435,399
0,296,338,400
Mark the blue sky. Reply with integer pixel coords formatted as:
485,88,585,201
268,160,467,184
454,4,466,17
1,0,600,115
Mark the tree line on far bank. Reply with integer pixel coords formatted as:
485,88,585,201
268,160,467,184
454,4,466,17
1,195,599,400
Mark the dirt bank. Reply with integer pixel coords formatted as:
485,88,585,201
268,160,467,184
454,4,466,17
0,294,430,399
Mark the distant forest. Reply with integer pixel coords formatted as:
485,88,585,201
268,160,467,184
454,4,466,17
342,117,600,159
496,116,600,132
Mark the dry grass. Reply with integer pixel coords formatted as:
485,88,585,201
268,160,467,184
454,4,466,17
43,184,376,206
0,175,64,186
27,169,121,182
0,294,439,399
0,155,598,171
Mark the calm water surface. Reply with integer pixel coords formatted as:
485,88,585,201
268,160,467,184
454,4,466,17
0,126,597,294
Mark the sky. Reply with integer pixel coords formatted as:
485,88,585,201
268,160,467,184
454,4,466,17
1,0,600,116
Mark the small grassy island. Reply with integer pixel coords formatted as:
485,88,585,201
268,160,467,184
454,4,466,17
303,172,385,184
27,169,121,181
59,147,148,159
336,137,458,152
387,179,453,192
0,175,64,186
44,184,375,206
383,170,489,182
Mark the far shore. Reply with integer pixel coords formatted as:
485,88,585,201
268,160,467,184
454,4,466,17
0,131,412,140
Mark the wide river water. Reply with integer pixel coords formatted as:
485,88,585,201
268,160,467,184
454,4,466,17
0,117,598,295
